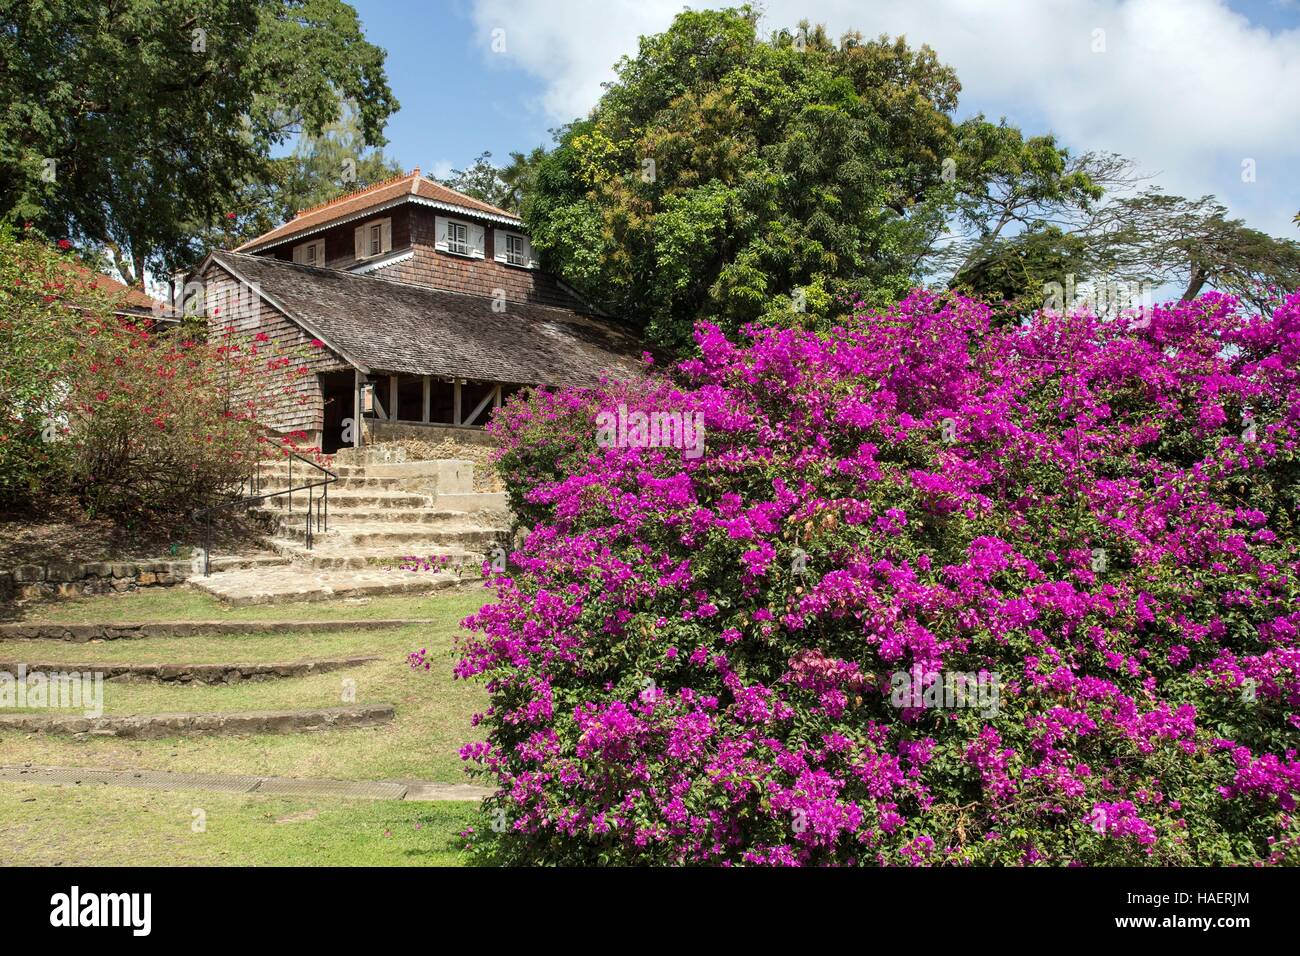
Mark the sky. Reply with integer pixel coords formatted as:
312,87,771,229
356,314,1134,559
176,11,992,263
347,0,1300,239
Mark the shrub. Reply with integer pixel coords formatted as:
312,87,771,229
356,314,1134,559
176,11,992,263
59,318,317,525
445,289,1300,866
0,229,93,506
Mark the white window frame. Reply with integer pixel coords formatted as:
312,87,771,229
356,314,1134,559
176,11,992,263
446,221,468,256
493,229,536,269
435,216,485,259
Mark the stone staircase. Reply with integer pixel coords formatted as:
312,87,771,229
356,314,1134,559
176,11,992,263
190,451,511,604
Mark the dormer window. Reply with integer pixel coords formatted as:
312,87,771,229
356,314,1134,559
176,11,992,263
435,216,484,259
494,229,534,269
447,221,468,256
292,239,325,266
353,217,392,261
505,234,526,266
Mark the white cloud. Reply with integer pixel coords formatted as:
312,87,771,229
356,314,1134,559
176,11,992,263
470,0,1300,236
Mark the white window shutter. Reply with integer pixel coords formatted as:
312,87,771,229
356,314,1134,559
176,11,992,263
435,217,448,252
493,229,507,264
470,224,485,259
381,218,392,253
524,236,537,269
354,225,365,260
292,243,305,264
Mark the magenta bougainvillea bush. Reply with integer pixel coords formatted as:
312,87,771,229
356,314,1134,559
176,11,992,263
439,289,1300,865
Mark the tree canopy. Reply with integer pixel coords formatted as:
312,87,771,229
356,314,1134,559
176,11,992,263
0,0,397,286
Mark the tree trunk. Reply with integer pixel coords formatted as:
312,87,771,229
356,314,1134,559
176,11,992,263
1181,268,1207,301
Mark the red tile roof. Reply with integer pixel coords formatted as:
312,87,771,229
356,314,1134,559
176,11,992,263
59,260,165,313
234,169,520,253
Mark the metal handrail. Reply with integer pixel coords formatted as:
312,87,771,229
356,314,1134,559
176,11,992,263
194,449,337,576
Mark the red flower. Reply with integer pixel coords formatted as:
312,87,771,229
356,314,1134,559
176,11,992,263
226,212,237,220
57,239,71,250
310,338,324,348
94,391,108,402
254,332,269,343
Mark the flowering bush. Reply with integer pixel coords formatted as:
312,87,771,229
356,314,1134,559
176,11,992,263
0,229,91,505
450,288,1300,866
60,318,317,524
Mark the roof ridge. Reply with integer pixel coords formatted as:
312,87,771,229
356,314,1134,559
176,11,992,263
217,249,614,320
292,168,422,220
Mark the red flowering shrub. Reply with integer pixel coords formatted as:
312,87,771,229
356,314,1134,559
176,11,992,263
447,289,1300,866
60,318,314,524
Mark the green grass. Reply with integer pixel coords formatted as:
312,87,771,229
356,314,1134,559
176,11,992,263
0,784,475,866
0,590,491,783
18,587,472,624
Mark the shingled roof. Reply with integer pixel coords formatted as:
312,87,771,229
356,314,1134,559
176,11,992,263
208,251,645,387
234,170,520,254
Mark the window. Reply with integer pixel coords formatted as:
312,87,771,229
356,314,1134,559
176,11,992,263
436,217,484,258
447,221,468,256
354,218,392,260
494,230,532,268
293,239,325,266
505,234,526,266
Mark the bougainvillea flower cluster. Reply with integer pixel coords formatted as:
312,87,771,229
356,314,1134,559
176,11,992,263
443,290,1300,866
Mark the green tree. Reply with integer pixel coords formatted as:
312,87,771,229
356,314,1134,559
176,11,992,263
1091,191,1300,310
0,0,397,286
279,101,404,217
439,147,547,214
524,7,962,349
950,226,1092,310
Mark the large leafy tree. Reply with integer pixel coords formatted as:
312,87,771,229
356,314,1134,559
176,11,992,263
0,0,397,286
524,8,964,349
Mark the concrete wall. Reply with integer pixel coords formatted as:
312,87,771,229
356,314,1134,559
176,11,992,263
345,421,503,492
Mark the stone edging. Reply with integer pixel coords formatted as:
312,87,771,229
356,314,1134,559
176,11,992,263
0,619,433,642
0,704,395,738
0,656,379,683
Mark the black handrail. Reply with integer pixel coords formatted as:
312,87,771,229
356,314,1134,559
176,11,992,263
194,449,337,576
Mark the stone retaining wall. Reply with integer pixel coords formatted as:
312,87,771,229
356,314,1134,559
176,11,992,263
0,559,194,603
0,619,433,642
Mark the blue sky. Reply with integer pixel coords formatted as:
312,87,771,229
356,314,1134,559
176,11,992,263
347,0,1300,239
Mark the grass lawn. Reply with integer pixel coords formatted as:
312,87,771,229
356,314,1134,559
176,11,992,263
16,586,473,624
0,783,475,866
0,588,492,784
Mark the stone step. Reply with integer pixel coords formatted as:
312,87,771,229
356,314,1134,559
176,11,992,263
433,491,509,513
267,541,486,571
0,704,395,738
312,524,507,549
258,474,403,492
0,656,379,683
256,491,432,510
189,564,474,604
268,508,476,527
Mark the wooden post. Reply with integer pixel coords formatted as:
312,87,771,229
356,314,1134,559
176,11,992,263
353,368,363,448
453,379,462,426
388,375,398,422
422,375,431,423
